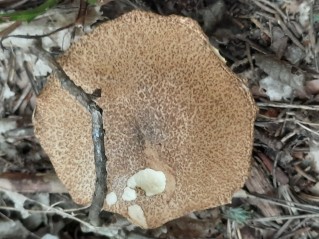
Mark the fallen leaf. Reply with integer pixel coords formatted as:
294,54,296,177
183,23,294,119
259,76,293,101
256,54,306,100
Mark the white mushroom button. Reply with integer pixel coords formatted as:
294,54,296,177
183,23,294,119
105,192,117,206
122,187,137,201
128,204,148,229
127,168,166,196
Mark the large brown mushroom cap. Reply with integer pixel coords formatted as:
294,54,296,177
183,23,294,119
34,11,257,229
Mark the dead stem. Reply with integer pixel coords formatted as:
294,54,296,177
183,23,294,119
254,0,276,15
251,213,319,222
0,23,74,49
0,189,95,230
273,219,293,238
255,0,286,20
250,17,271,37
235,190,319,214
279,227,311,239
296,122,319,137
257,102,319,111
275,14,305,51
294,164,317,182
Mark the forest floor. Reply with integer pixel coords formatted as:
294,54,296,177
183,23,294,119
0,0,319,238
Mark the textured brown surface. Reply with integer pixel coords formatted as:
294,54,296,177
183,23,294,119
34,11,257,229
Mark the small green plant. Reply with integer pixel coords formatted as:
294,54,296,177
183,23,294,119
0,0,58,22
86,0,97,4
0,0,97,23
223,206,252,225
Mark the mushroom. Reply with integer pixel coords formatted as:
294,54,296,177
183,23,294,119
33,10,257,229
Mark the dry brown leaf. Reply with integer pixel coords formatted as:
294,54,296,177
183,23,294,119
165,216,219,239
245,164,283,217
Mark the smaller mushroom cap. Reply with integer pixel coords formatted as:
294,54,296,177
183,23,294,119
34,11,257,229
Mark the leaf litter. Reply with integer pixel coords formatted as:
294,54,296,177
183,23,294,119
1,0,319,238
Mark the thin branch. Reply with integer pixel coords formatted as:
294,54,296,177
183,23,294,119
251,213,319,223
255,0,286,21
0,189,94,230
0,23,74,50
0,205,90,214
296,122,319,137
30,44,107,227
257,102,319,111
253,0,276,15
254,12,305,51
275,14,305,51
235,190,319,214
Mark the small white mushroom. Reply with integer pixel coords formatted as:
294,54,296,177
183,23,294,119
127,168,166,197
122,187,137,201
105,192,117,206
128,204,148,228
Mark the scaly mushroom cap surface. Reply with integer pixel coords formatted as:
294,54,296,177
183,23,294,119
34,11,257,229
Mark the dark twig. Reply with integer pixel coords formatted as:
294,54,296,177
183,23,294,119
30,44,107,227
275,14,305,51
254,0,286,21
236,34,272,55
24,61,40,96
0,0,98,50
0,23,74,50
89,109,107,226
252,0,305,51
253,0,276,15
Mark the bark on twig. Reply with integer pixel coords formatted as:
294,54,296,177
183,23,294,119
31,45,107,227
